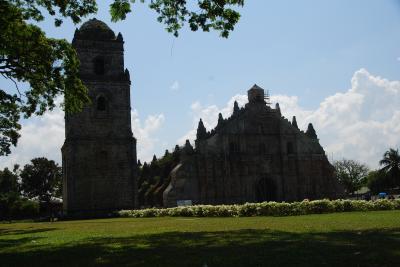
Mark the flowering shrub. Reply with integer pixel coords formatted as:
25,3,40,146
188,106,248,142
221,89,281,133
118,199,400,218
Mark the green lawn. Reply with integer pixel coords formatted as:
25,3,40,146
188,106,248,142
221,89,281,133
1,211,400,267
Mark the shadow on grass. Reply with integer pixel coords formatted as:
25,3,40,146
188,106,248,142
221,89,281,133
0,227,57,236
1,228,399,267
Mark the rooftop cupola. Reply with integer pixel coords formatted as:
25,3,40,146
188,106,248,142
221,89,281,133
248,84,266,104
74,18,117,41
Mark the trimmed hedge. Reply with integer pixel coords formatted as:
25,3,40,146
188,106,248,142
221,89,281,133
118,199,400,218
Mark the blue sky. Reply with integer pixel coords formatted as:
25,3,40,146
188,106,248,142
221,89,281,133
1,0,400,168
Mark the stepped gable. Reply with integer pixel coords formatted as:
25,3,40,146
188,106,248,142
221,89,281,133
163,84,342,207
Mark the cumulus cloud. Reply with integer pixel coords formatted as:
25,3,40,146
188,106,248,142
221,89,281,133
2,69,398,170
304,69,400,168
131,110,165,162
181,69,400,169
177,94,248,144
0,99,65,169
170,80,180,91
0,104,165,168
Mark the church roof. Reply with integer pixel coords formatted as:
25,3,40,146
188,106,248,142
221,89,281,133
248,84,264,91
74,18,116,41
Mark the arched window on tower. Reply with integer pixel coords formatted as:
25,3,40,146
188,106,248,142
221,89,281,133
97,96,107,111
93,57,105,75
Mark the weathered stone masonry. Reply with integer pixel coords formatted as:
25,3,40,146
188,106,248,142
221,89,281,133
163,85,343,207
62,19,342,212
62,19,137,215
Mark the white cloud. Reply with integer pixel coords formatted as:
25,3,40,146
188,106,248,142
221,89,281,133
131,110,165,162
0,103,164,168
397,57,400,61
0,99,65,169
170,80,180,91
181,69,400,169
2,69,398,170
178,94,247,144
304,69,400,168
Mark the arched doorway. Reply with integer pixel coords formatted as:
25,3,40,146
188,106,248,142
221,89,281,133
255,177,277,202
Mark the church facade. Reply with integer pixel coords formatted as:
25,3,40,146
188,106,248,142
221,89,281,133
62,19,342,213
163,85,343,207
62,19,137,215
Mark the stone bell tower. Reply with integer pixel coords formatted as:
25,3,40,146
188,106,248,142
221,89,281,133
62,18,137,216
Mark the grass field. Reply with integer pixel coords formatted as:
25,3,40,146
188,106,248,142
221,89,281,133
1,211,400,267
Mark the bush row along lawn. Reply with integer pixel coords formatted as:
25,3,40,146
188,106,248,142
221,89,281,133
1,210,400,266
118,199,400,217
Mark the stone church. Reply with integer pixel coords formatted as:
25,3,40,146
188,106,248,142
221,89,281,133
62,19,137,215
163,85,343,207
62,19,342,214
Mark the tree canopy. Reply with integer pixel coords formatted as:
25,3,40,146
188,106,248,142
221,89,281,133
379,148,400,188
138,147,181,207
0,0,244,156
0,166,19,196
20,157,62,203
366,170,387,194
333,159,369,195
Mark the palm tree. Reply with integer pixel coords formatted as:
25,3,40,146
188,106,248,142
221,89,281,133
379,148,400,188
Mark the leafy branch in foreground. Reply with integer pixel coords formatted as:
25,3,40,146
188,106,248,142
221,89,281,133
1,0,244,156
0,1,90,155
110,0,244,38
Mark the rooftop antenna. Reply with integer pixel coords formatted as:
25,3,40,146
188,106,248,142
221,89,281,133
265,90,272,106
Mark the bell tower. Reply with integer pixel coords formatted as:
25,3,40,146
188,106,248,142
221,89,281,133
62,19,137,216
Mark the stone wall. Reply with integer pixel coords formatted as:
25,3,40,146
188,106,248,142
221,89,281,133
163,85,343,207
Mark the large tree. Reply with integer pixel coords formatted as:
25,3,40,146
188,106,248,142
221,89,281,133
0,166,20,197
0,166,25,220
20,157,62,205
334,159,369,195
366,170,388,194
379,148,400,188
1,0,244,156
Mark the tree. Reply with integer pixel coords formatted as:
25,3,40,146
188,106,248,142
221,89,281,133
0,166,19,196
137,149,181,207
0,166,20,218
1,0,244,156
366,170,388,194
0,165,40,220
20,158,62,206
110,0,244,38
333,159,369,195
379,148,400,188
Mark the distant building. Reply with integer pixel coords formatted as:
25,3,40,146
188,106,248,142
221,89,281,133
163,85,343,207
62,19,137,216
